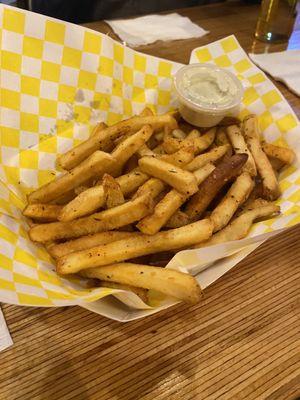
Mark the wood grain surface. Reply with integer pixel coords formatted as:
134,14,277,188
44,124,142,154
1,2,300,400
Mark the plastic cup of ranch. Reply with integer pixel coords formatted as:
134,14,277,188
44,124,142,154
173,63,244,128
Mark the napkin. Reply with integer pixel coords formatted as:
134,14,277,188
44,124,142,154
249,50,300,97
105,13,209,47
0,308,13,352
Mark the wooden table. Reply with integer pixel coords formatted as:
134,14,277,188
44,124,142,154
1,3,300,399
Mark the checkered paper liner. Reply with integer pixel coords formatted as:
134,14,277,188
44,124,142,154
0,5,299,313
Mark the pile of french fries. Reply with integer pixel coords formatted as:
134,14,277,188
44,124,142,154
23,107,295,306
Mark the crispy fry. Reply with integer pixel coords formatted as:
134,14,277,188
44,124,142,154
57,219,213,274
262,142,295,165
132,178,166,199
22,204,63,222
215,127,230,146
28,151,117,204
49,231,141,258
159,146,195,167
238,197,269,215
139,156,198,195
97,280,149,304
74,186,89,195
226,125,257,176
243,115,280,200
269,156,285,172
90,122,107,137
81,264,202,304
163,127,216,155
112,125,154,172
195,203,280,248
185,154,248,220
165,210,190,228
210,172,254,232
137,163,215,235
58,114,177,170
186,129,200,139
185,145,230,171
29,194,153,243
102,174,125,208
59,169,148,221
137,144,155,158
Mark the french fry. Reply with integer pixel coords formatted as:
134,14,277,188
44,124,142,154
226,125,257,176
243,115,280,200
163,127,216,155
102,174,125,208
210,172,254,232
268,156,285,172
185,153,248,220
132,178,166,199
58,114,177,170
137,163,215,235
48,231,141,258
22,204,63,222
238,197,269,215
81,263,202,304
152,144,165,155
57,219,213,274
172,129,186,139
28,151,117,204
97,280,149,304
29,194,153,243
165,210,190,228
138,156,198,195
159,146,195,167
137,144,155,158
215,127,230,146
185,145,230,171
90,122,107,137
262,142,295,166
139,107,154,117
186,129,200,139
195,203,280,248
74,186,89,195
59,169,148,221
112,125,154,171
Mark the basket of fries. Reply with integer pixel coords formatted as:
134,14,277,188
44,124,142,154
0,5,299,321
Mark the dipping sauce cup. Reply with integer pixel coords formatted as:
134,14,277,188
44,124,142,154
173,64,244,128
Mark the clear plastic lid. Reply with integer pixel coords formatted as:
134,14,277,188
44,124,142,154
173,64,244,114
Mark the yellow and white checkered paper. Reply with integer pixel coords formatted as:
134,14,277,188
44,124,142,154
0,5,299,311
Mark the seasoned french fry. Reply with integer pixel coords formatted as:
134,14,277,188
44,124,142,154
215,127,230,146
28,151,117,204
262,142,295,166
22,204,63,222
163,127,216,155
238,197,269,215
185,154,248,220
269,156,285,172
74,186,89,195
137,163,215,235
210,172,254,232
159,146,195,167
49,231,141,258
137,144,155,158
243,115,280,200
226,125,257,176
59,169,148,221
57,219,213,274
165,210,190,228
195,203,280,248
29,194,153,243
112,125,154,171
97,280,149,304
139,156,198,195
81,263,202,304
90,122,107,137
185,145,230,171
58,114,177,170
102,174,125,208
132,178,166,199
186,129,200,139
172,129,186,139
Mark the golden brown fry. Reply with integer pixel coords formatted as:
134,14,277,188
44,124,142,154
165,210,190,228
195,203,280,248
22,204,62,222
139,107,154,117
172,129,186,139
57,219,213,274
269,156,285,172
132,178,166,200
137,163,215,235
138,156,198,195
137,144,155,158
215,127,230,146
159,146,195,167
112,125,154,172
163,127,216,155
74,186,89,195
28,151,117,204
186,129,200,139
102,174,125,208
29,194,153,243
90,122,107,137
185,153,248,220
58,114,177,170
59,169,148,221
97,280,149,304
238,197,270,215
210,172,254,232
185,145,230,171
243,115,280,200
49,231,141,258
262,142,295,166
81,263,202,304
226,125,257,176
